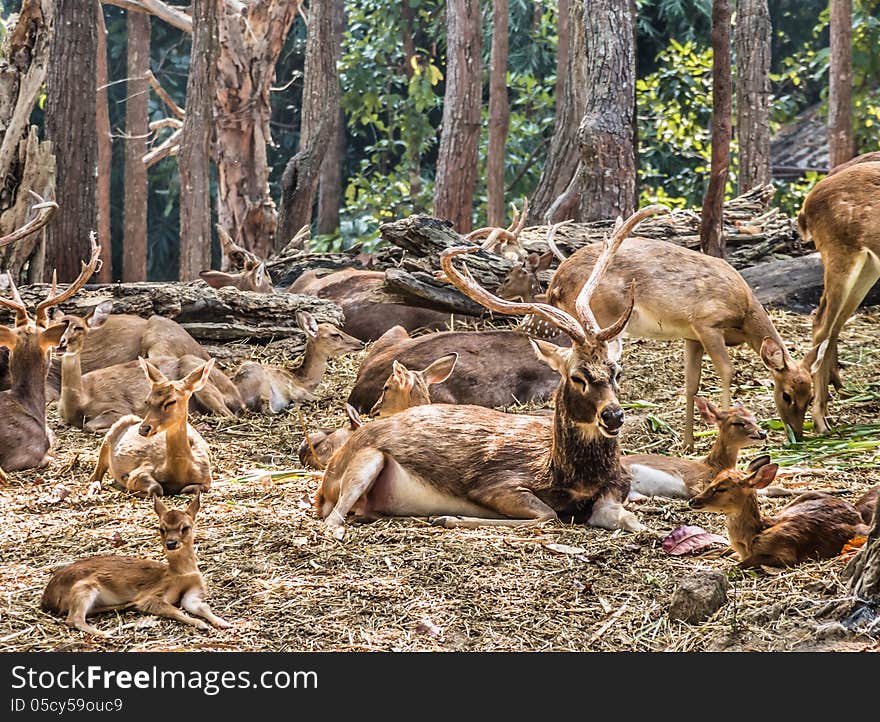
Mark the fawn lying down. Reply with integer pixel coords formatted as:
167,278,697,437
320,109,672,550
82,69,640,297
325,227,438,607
40,493,230,636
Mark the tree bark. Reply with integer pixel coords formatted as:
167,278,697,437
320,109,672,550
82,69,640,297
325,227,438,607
844,501,880,612
95,5,113,283
829,0,854,167
486,0,509,227
735,0,771,192
122,10,151,282
576,0,637,222
316,0,346,238
433,0,483,233
529,0,585,222
44,0,97,282
700,0,732,259
277,0,339,250
178,0,219,281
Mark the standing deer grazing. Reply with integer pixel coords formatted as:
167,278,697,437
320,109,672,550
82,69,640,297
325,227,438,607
689,457,866,568
370,354,458,417
623,398,767,499
234,311,362,413
798,161,880,433
316,207,665,540
89,359,215,497
41,493,230,636
0,235,101,480
545,232,820,447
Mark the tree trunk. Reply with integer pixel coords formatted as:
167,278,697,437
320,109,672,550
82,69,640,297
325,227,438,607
844,502,880,613
316,0,346,237
700,0,732,259
122,9,151,282
277,0,340,250
576,0,637,222
433,0,483,233
95,5,112,283
529,0,585,222
178,0,219,281
829,0,854,167
44,0,97,282
0,0,56,281
486,0,509,227
735,0,771,192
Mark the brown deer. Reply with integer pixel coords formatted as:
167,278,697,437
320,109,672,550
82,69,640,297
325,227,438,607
217,224,262,272
347,325,562,413
0,234,101,480
798,161,880,433
370,354,458,417
689,457,866,567
200,261,273,294
496,251,554,303
299,404,364,469
622,397,767,499
234,311,362,412
856,486,878,526
88,359,214,497
40,493,230,636
544,230,820,447
316,207,665,540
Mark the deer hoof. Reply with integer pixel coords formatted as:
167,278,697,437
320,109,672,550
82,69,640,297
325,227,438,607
87,481,102,497
430,516,460,528
214,618,233,629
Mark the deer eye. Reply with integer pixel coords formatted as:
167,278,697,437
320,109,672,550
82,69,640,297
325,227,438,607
163,400,176,409
181,526,191,534
732,421,745,427
160,527,167,535
570,375,588,391
781,392,792,404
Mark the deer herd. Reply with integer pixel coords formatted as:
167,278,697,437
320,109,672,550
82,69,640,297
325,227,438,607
2,160,880,637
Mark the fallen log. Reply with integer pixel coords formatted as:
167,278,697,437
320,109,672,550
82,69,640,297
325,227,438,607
383,268,487,316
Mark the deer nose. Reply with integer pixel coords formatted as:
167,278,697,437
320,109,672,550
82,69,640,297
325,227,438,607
600,406,625,430
165,540,179,550
139,424,152,437
758,430,768,440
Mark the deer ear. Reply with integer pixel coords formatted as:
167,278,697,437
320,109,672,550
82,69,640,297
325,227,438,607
747,462,779,489
760,337,788,372
345,403,363,429
391,360,413,391
39,322,68,350
52,308,66,322
254,263,267,285
606,336,624,364
199,270,236,289
746,454,773,473
525,253,540,271
422,353,458,385
88,300,113,329
695,396,719,425
530,338,569,376
186,491,201,521
297,311,319,339
153,494,169,518
182,358,215,393
0,325,18,350
139,357,168,384
536,250,554,272
808,339,830,375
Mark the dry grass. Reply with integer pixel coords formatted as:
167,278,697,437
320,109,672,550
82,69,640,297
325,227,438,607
1,310,879,652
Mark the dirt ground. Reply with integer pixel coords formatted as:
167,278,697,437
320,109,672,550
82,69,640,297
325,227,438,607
1,309,879,652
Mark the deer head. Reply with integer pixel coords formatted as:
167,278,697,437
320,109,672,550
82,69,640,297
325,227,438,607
299,404,363,469
370,353,458,417
154,492,200,552
759,337,817,441
689,456,778,512
200,261,273,294
296,310,363,357
137,357,215,437
54,300,114,355
497,251,554,302
695,397,767,449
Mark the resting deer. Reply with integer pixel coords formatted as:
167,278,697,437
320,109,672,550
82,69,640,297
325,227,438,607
856,487,878,526
89,359,214,497
299,404,364,469
496,251,554,303
217,224,262,272
370,354,458,417
40,493,230,636
622,397,767,500
0,234,101,480
689,457,867,568
798,161,880,433
316,207,665,540
544,231,821,447
234,311,362,412
200,261,273,294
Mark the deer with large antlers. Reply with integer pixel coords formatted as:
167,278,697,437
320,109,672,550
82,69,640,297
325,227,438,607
316,208,664,540
0,233,101,480
543,221,821,447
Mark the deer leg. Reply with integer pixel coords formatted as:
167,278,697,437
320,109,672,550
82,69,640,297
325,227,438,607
178,483,210,495
84,412,123,434
682,339,704,451
433,486,558,529
0,466,7,483
193,383,236,418
694,329,733,407
181,590,232,628
125,466,164,498
589,493,645,532
87,439,112,495
324,448,385,540
65,584,110,637
136,598,209,630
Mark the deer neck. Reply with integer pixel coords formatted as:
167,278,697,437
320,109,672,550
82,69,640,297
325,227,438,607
165,546,200,576
724,494,765,560
703,437,739,473
744,304,786,356
60,352,85,417
293,341,327,391
164,414,194,471
10,342,49,418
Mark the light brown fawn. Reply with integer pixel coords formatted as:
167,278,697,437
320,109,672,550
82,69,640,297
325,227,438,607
689,457,866,567
234,311,362,413
544,231,820,447
0,234,101,480
370,354,458,417
299,404,364,469
40,493,230,636
316,206,666,539
89,359,214,497
200,261,273,294
622,397,767,499
798,161,880,433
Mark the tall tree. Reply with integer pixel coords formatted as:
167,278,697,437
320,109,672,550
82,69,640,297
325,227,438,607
95,6,113,282
123,10,151,282
45,0,97,281
576,0,637,222
735,0,772,192
486,0,509,227
699,0,732,259
278,0,341,249
829,0,854,167
316,0,346,237
178,0,219,281
529,0,585,222
842,502,880,621
433,0,482,233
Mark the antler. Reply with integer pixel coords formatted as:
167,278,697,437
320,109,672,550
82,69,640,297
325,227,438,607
0,192,58,250
216,224,262,271
0,273,29,327
35,232,103,327
545,219,573,262
466,197,530,254
574,205,668,342
440,246,588,346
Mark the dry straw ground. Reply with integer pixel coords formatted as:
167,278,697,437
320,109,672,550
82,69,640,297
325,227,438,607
1,310,879,652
